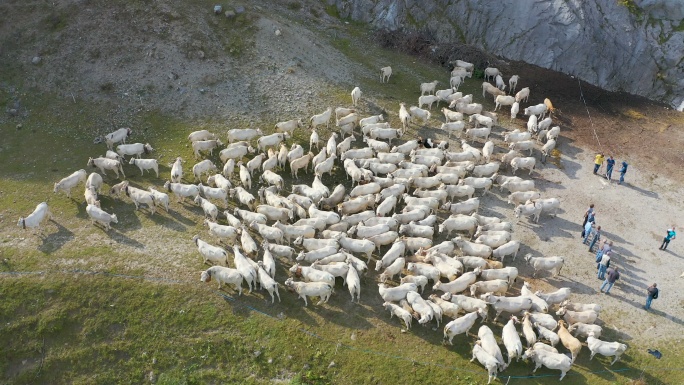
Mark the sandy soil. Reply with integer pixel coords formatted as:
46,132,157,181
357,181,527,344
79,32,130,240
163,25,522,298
497,60,684,344
482,137,684,345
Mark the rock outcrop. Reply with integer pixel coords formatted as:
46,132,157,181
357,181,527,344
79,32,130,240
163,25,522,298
329,0,684,107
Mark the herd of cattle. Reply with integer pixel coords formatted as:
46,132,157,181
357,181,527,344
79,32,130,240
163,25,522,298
16,59,629,382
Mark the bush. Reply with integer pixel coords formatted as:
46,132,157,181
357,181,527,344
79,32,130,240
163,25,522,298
287,1,302,11
99,82,115,92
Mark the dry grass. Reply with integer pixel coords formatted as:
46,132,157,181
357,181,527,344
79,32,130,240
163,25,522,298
623,109,647,120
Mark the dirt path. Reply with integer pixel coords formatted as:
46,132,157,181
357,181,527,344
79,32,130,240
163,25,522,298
500,141,684,345
495,60,684,344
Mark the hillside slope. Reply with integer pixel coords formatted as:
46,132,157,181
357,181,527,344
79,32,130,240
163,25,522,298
0,0,364,125
1,1,684,384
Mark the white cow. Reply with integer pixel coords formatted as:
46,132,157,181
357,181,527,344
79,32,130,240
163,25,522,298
86,204,118,230
525,254,565,277
54,169,87,198
470,343,499,385
17,202,52,231
104,127,132,149
522,346,573,381
443,310,485,344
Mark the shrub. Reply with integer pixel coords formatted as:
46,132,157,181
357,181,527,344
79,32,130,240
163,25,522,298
99,82,115,92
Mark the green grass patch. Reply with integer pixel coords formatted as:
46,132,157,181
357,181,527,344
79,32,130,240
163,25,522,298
674,20,684,32
618,0,644,19
324,3,340,19
287,1,302,11
1,274,680,384
327,31,484,116
406,12,419,27
44,11,68,32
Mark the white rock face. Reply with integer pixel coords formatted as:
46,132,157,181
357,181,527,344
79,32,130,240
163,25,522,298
332,0,684,107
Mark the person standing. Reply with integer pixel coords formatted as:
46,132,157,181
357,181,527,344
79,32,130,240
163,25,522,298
595,240,613,261
618,161,628,185
597,251,611,280
600,266,620,294
659,226,676,250
581,209,596,238
593,153,605,175
582,204,595,231
644,283,659,310
605,155,616,180
588,225,602,252
583,222,596,245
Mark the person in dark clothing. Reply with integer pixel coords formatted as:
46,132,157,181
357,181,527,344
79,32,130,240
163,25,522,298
605,155,616,180
645,283,659,310
600,266,619,294
582,204,595,232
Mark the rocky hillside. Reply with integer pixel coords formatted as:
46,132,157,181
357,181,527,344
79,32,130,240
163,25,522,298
0,0,364,127
329,0,684,109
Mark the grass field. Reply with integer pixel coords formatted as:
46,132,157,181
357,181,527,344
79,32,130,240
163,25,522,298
2,270,680,384
0,3,681,384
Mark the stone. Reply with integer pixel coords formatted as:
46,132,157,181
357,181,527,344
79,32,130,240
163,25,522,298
330,0,684,107
638,0,684,21
31,56,41,65
235,6,245,14
213,5,222,14
8,109,18,117
225,10,235,18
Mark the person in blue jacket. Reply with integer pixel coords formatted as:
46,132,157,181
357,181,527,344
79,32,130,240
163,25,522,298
618,161,628,185
659,226,676,250
605,155,616,180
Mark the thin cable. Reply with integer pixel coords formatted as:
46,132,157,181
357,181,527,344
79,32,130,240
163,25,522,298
577,77,602,152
